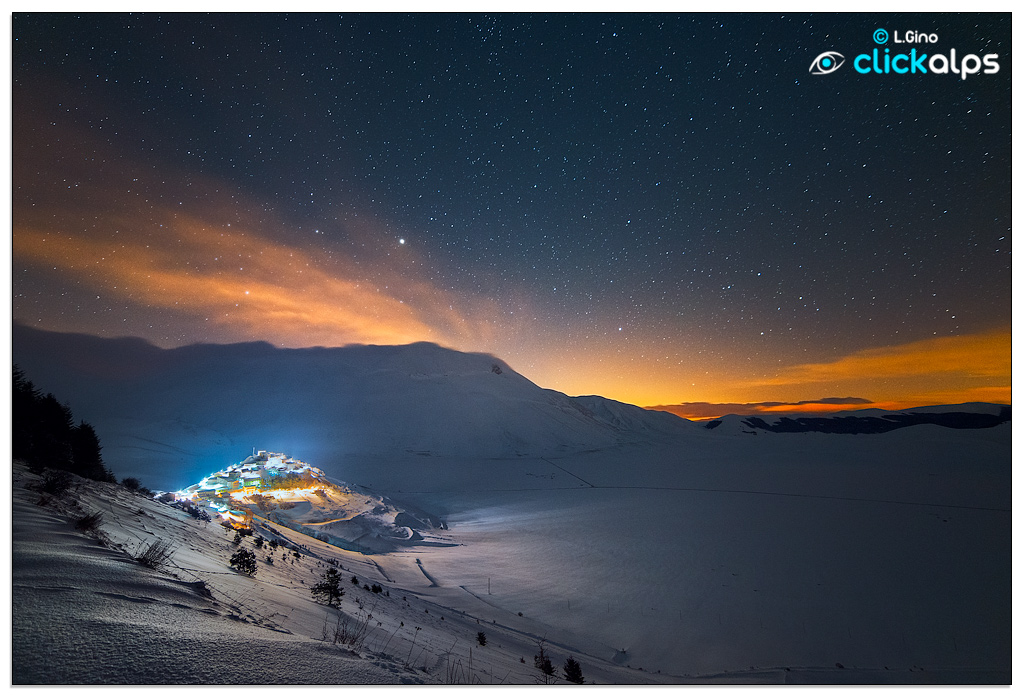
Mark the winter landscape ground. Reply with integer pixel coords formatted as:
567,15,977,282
10,326,1012,684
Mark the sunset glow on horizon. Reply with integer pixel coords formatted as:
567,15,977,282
13,15,1010,413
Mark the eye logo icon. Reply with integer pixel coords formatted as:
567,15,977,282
809,51,845,75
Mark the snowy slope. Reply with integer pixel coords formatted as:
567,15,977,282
12,462,674,685
12,325,696,491
13,441,1010,684
11,326,1012,683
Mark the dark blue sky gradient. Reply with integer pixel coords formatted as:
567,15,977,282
13,13,1011,405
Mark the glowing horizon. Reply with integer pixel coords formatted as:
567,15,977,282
13,199,1010,409
13,15,1010,415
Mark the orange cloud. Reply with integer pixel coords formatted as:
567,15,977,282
648,398,873,421
14,214,498,350
640,332,1011,417
755,331,1010,386
730,331,1010,410
13,91,501,353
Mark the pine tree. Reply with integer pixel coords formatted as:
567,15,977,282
36,394,75,471
563,656,585,684
311,567,345,607
534,640,556,683
14,366,116,483
72,421,114,482
229,549,257,576
12,365,41,463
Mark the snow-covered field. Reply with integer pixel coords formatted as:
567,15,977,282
340,423,1011,682
11,462,677,685
11,326,1012,684
12,425,1010,685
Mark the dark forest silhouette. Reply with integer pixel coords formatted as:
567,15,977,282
13,365,115,483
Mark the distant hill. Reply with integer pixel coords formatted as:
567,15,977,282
698,404,1011,435
738,408,1010,434
12,325,696,490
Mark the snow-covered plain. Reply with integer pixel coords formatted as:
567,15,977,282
11,325,1012,683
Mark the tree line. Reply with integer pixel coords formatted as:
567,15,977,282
13,365,115,483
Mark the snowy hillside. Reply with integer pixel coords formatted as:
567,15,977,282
172,450,448,554
12,325,696,491
11,325,1012,683
12,461,677,685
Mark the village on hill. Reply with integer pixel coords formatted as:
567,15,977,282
171,450,330,528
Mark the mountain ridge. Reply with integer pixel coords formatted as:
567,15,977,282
12,325,696,490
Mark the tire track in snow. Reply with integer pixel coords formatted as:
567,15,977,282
539,457,595,487
371,560,394,583
415,558,440,587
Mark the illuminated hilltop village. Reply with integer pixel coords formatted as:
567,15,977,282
176,450,332,528
175,450,448,552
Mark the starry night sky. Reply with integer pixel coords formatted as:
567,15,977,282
12,13,1011,411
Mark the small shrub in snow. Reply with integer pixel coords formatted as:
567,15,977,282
476,631,487,646
370,583,383,594
254,537,264,549
232,531,243,545
189,580,212,598
322,610,372,649
230,548,257,576
74,511,104,532
311,567,345,607
40,470,74,496
135,539,174,570
121,477,141,491
351,575,360,585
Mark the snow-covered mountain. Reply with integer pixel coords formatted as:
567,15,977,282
12,325,696,491
11,325,1012,683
